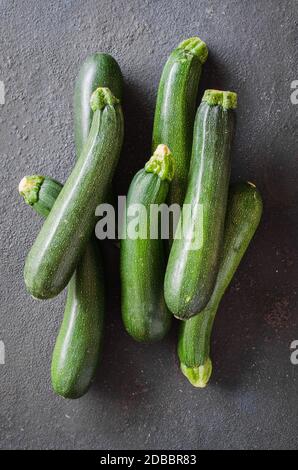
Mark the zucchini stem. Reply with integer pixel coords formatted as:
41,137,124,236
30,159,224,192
19,175,63,217
202,89,237,109
145,144,174,182
19,175,44,205
90,87,119,112
178,37,208,64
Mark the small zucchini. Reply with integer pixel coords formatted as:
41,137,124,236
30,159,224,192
19,175,105,398
24,87,124,299
121,145,174,342
164,89,237,319
152,37,208,208
74,52,123,157
178,182,263,387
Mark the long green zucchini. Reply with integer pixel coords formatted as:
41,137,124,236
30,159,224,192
178,182,263,387
121,145,174,342
24,87,124,299
152,37,208,208
19,175,105,398
74,53,123,157
164,89,237,319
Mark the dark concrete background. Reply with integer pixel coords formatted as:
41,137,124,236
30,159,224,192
0,0,297,450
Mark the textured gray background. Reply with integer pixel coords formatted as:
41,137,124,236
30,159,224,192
0,0,297,450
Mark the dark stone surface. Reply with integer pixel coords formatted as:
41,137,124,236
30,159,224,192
0,0,297,450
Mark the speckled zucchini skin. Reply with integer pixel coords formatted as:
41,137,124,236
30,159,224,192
24,89,124,299
178,182,263,387
164,91,236,319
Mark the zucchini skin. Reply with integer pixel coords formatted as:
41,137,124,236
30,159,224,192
152,37,208,208
164,93,236,319
178,182,263,387
34,177,62,217
74,53,123,157
121,146,173,342
24,89,124,299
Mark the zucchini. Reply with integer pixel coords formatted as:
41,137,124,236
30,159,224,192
121,145,174,342
24,87,124,299
19,175,104,398
152,37,208,208
74,52,123,157
164,89,237,319
178,181,263,387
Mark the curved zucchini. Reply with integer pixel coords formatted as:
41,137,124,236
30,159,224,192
152,37,208,208
24,88,124,299
178,182,263,387
74,52,123,157
121,145,174,342
19,175,105,398
164,90,237,319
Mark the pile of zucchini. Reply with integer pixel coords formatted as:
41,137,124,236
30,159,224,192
19,37,262,398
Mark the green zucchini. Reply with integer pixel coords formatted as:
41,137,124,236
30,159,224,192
178,181,263,387
24,87,124,299
19,175,104,398
164,89,237,319
152,37,208,208
74,52,123,157
121,145,174,342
